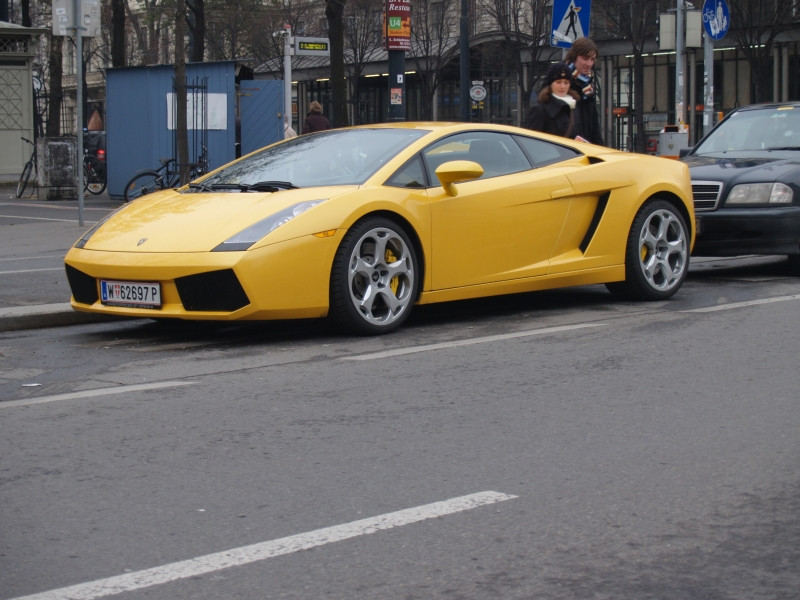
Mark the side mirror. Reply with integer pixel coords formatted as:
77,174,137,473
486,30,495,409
435,160,484,196
679,147,693,158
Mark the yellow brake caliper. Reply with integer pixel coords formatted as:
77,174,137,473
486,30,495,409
385,248,399,295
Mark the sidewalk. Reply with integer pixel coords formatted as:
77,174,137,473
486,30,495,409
0,184,122,331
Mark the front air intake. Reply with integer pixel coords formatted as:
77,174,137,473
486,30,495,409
175,269,250,312
65,264,99,305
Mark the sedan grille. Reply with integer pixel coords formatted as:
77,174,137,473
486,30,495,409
692,181,723,211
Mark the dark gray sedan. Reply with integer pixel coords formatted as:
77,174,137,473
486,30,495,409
682,102,800,272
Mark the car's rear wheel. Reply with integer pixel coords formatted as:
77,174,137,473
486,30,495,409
607,199,690,300
329,217,419,335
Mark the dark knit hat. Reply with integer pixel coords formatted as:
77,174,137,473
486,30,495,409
546,62,572,86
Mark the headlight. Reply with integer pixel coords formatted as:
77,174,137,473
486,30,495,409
73,208,122,248
213,200,325,251
726,182,793,205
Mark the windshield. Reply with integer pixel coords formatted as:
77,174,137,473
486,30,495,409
202,128,428,189
693,106,800,155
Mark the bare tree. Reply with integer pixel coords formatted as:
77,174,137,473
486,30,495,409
479,0,561,125
326,0,349,127
125,0,167,65
408,0,460,120
595,0,668,151
343,0,384,123
726,0,794,103
46,36,64,136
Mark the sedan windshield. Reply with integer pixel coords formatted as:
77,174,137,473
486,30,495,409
693,106,800,156
201,128,428,190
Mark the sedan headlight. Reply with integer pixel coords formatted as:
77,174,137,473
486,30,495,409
726,182,793,205
213,200,325,251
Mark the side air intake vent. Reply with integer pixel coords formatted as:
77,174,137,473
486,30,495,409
65,264,99,305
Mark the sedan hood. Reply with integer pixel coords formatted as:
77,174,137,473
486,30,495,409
84,187,351,252
683,155,800,184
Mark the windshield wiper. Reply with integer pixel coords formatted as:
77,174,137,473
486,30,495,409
186,181,300,193
766,146,800,151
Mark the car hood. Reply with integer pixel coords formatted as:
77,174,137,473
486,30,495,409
682,155,800,184
84,187,352,252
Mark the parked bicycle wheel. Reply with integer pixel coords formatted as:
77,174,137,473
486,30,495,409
16,160,34,198
124,171,164,202
84,157,107,195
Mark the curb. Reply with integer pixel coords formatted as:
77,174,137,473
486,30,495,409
0,303,122,332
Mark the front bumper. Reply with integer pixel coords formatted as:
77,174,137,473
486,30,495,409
693,206,800,256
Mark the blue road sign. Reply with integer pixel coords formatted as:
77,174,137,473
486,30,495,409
551,0,591,48
702,0,730,40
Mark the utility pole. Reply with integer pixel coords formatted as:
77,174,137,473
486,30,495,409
675,0,685,132
459,0,470,121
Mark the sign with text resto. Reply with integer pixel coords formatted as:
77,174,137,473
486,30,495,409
385,0,412,50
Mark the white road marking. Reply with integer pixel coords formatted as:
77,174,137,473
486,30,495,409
0,267,63,275
343,323,605,360
1,381,197,409
10,491,518,600
682,293,800,313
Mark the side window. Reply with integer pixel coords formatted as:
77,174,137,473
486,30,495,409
423,132,532,182
514,135,583,167
386,155,428,188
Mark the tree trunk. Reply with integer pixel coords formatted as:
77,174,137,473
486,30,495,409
326,0,349,128
175,0,190,184
46,35,63,137
111,0,126,67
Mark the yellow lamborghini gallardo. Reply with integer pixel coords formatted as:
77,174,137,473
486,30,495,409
65,123,694,335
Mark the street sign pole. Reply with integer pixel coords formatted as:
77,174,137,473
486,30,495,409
72,0,85,226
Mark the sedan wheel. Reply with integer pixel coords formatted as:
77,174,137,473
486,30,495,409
607,199,690,300
330,217,419,335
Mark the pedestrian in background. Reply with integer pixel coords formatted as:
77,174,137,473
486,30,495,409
526,62,580,138
564,37,604,145
284,115,297,139
302,101,331,134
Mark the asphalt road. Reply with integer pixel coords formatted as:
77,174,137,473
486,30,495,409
1,251,799,599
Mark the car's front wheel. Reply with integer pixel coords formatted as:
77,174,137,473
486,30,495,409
329,217,419,335
607,199,690,300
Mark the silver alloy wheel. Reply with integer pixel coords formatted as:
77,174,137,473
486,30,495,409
345,225,416,327
636,207,688,292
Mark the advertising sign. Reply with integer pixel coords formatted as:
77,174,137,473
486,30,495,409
385,0,412,50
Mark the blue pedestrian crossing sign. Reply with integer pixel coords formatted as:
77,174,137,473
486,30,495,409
551,0,591,48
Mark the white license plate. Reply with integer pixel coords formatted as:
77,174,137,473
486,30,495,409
100,279,161,308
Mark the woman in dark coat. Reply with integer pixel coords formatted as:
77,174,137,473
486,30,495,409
302,100,331,133
526,62,581,138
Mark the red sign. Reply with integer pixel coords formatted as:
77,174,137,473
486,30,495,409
385,0,411,50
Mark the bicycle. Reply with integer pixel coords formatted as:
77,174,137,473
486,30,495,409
16,136,38,198
83,150,107,195
123,147,208,202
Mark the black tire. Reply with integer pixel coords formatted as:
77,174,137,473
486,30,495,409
787,254,800,275
124,171,163,202
84,157,107,195
329,217,420,335
16,160,33,198
606,199,690,301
